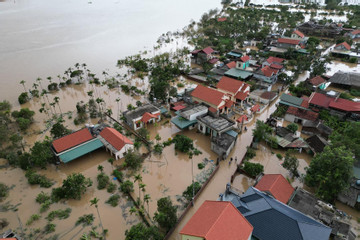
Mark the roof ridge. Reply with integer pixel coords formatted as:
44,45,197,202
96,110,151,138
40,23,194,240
205,202,229,238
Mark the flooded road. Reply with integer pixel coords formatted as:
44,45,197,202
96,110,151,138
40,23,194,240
0,0,221,105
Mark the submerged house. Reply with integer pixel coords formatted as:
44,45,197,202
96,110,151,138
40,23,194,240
197,114,237,158
284,106,319,126
216,76,250,105
191,47,215,65
123,104,161,130
289,188,356,240
349,29,360,43
277,38,301,49
328,71,360,90
308,75,326,90
98,127,133,160
51,127,104,163
180,201,253,240
171,104,208,130
331,42,352,58
221,186,332,240
191,85,230,114
298,21,342,38
253,65,279,89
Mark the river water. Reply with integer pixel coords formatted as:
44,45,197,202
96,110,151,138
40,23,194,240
0,0,221,105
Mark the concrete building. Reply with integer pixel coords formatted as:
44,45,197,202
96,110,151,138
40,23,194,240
123,104,161,130
98,127,133,160
171,104,208,130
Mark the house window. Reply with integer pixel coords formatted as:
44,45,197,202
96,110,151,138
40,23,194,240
199,125,203,131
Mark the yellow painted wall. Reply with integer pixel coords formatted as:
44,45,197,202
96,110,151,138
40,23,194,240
181,234,204,240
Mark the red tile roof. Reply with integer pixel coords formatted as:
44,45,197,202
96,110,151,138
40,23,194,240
260,91,277,100
329,98,360,113
286,106,319,121
217,17,227,22
335,42,351,51
180,201,253,240
173,105,186,111
191,85,225,106
278,38,300,45
208,107,217,113
99,127,133,151
309,76,326,86
251,104,260,112
235,91,249,101
351,29,360,35
141,112,159,123
255,174,294,204
300,99,309,109
270,63,283,69
217,76,244,94
202,46,214,55
225,100,234,108
293,30,305,38
191,49,201,54
52,128,93,153
208,58,219,64
226,61,236,69
267,56,284,64
236,115,248,123
261,65,278,77
240,55,250,62
309,92,333,108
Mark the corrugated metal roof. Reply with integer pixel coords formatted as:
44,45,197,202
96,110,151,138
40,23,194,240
225,68,253,80
171,116,197,129
59,139,103,163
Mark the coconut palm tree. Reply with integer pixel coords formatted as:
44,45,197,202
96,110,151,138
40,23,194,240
139,183,146,206
20,80,27,93
133,174,142,203
41,90,53,115
143,194,151,214
90,197,106,240
50,102,57,115
53,96,62,116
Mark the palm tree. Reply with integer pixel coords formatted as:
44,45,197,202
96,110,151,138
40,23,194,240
143,194,151,214
97,165,104,172
134,174,142,204
107,158,114,170
96,98,104,119
41,90,53,115
139,183,146,206
53,96,62,116
50,102,57,115
20,80,27,93
129,206,137,215
57,75,61,85
90,197,106,240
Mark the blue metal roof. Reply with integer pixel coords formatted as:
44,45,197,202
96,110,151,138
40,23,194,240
224,187,331,240
225,130,238,138
171,116,197,129
227,51,242,58
59,139,104,163
159,107,168,114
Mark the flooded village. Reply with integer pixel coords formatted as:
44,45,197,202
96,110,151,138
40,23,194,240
1,0,360,240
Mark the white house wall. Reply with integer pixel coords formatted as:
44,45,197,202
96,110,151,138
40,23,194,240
115,144,134,160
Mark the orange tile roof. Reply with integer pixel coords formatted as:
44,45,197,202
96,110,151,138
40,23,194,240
217,76,244,94
180,201,253,240
351,29,360,35
225,100,234,108
261,65,278,77
293,30,305,38
52,128,94,153
191,85,225,106
267,56,284,64
251,104,260,112
235,91,249,101
236,115,248,123
141,112,159,123
99,127,133,151
226,61,236,69
240,55,250,62
217,17,227,22
309,76,325,86
255,174,294,204
335,42,351,51
278,38,300,45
